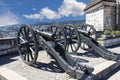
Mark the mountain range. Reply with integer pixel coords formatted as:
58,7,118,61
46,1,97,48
0,20,85,38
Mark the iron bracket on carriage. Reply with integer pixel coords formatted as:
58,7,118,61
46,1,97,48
17,24,120,79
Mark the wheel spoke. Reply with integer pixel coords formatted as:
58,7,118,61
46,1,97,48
29,47,35,54
70,44,73,51
19,37,26,42
50,27,53,32
66,42,69,51
29,48,34,60
72,43,77,49
72,39,78,43
29,52,33,60
26,27,30,40
88,28,92,32
21,30,25,37
70,30,74,37
56,31,61,37
27,49,30,62
24,27,27,38
56,38,64,42
23,50,27,60
29,41,35,47
54,28,58,34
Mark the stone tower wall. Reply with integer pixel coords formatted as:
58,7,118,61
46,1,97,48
104,5,116,30
118,0,120,30
85,1,117,31
86,7,104,31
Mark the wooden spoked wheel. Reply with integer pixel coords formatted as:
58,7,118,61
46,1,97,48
46,25,67,48
64,25,80,54
17,24,38,65
78,24,97,50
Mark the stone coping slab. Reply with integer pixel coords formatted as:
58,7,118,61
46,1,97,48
0,67,27,80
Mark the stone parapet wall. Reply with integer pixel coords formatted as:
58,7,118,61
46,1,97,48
0,37,17,56
98,37,120,47
0,48,18,56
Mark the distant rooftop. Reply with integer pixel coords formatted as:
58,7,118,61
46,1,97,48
84,0,116,11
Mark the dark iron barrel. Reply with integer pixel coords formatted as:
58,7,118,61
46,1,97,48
39,25,67,49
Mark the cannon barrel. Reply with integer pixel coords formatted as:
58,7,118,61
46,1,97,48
35,30,54,40
78,29,89,36
65,26,89,36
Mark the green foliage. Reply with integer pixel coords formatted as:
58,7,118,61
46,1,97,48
103,30,111,35
115,31,120,35
111,31,116,35
39,26,46,31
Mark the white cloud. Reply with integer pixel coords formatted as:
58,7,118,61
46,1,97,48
24,7,61,20
23,13,42,19
0,1,21,26
0,12,21,26
59,0,86,17
32,8,36,11
23,0,86,20
0,1,6,11
0,1,4,7
40,7,61,19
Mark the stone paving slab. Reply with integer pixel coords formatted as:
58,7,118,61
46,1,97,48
92,60,120,80
0,67,27,80
93,61,116,75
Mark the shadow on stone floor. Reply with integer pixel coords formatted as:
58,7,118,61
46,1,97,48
101,66,120,80
34,53,90,73
77,50,101,58
36,60,65,73
0,53,18,66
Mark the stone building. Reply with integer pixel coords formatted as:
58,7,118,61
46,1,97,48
84,0,120,31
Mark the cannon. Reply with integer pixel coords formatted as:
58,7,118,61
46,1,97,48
62,24,97,54
17,24,94,79
76,24,97,50
63,24,120,61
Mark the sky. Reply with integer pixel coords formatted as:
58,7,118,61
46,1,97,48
0,0,90,26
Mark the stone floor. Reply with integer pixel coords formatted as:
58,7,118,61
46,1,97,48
0,46,120,80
